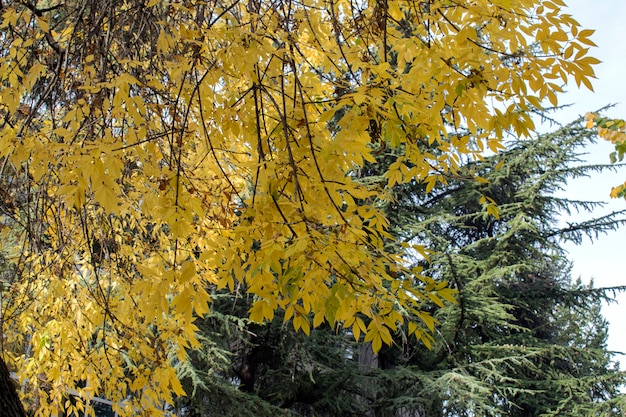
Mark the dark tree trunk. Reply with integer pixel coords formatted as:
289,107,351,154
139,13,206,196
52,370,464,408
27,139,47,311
358,342,379,370
0,355,27,417
238,346,257,393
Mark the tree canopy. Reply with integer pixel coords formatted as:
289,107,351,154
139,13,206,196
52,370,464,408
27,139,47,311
0,0,605,415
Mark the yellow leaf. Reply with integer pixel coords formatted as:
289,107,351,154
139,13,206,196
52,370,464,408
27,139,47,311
170,375,186,397
371,334,382,353
352,321,361,341
37,18,49,32
417,312,436,332
93,180,119,213
179,261,195,284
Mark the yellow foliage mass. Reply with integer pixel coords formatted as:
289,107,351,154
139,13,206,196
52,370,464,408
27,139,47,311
0,0,598,415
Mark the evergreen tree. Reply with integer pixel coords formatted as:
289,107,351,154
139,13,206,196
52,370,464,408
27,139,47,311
375,119,626,416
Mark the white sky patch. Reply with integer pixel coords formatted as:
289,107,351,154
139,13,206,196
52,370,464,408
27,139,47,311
545,1,626,363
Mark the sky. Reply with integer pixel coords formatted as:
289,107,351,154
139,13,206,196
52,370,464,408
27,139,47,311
546,1,626,361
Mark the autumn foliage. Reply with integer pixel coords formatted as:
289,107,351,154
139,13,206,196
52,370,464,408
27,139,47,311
0,0,599,415
585,112,626,198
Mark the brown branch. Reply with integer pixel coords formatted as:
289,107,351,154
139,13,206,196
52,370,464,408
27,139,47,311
196,72,245,205
293,68,349,224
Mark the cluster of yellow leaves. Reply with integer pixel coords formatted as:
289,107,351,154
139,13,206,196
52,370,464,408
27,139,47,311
585,113,626,198
0,0,598,415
